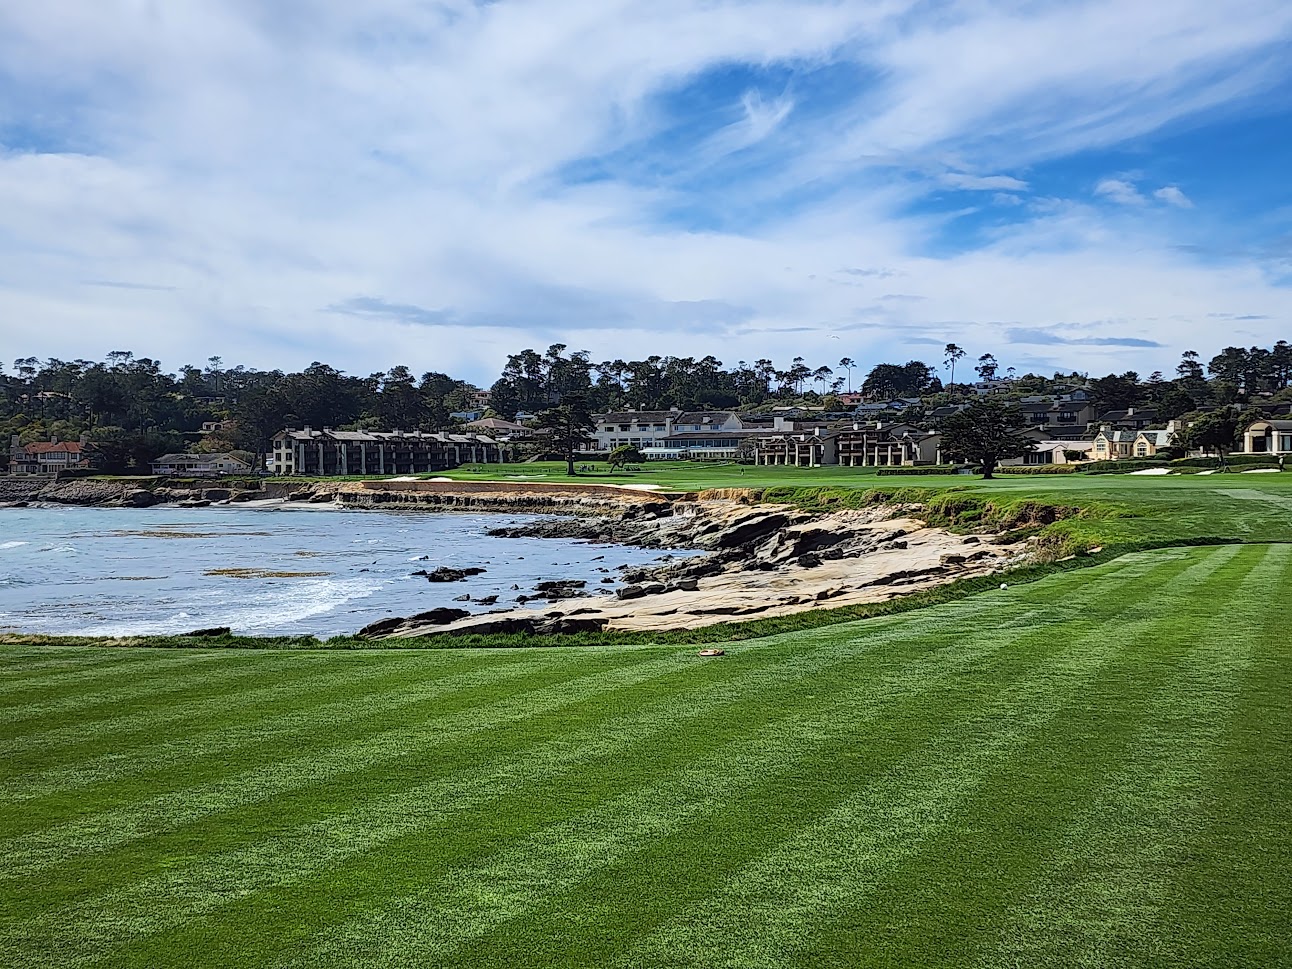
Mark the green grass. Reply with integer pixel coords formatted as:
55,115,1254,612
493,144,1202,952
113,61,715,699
1,543,1289,967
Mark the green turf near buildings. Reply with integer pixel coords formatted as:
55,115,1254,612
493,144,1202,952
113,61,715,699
1,543,1289,967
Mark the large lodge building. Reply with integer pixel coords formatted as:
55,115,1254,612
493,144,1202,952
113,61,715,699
269,427,507,476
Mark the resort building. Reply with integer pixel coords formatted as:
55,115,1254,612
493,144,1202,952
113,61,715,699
1133,429,1175,457
151,453,255,475
1242,419,1292,456
590,409,746,452
1091,427,1138,461
269,427,506,475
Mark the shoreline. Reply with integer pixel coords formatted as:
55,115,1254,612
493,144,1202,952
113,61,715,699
2,476,1033,640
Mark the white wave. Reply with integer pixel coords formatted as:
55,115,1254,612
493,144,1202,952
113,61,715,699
0,541,29,549
80,576,385,637
39,543,77,553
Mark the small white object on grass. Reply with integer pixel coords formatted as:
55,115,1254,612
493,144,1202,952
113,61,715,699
1000,583,1009,590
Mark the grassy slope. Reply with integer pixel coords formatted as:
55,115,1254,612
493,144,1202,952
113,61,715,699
1,543,1289,967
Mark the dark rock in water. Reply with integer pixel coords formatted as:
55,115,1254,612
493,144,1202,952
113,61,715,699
452,593,471,601
476,595,499,605
125,489,159,508
406,607,471,626
601,577,615,584
617,584,647,600
358,617,407,638
184,626,232,637
531,579,589,599
425,566,486,582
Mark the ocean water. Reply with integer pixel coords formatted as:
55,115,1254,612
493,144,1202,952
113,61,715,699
0,504,681,638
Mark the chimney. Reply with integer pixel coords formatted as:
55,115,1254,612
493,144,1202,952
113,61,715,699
303,425,312,434
669,406,680,412
813,427,821,437
50,434,59,445
1126,407,1135,416
773,416,787,432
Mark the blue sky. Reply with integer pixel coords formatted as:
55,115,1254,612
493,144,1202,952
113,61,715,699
1,0,1290,385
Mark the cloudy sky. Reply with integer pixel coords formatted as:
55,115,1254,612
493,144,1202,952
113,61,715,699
2,0,1290,385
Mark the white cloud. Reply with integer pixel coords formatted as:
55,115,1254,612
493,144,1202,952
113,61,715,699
1094,178,1146,205
1154,185,1195,208
939,173,1029,191
0,1,1287,383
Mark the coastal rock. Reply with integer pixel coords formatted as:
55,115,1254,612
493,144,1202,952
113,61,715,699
183,626,232,637
406,607,471,625
125,489,159,508
532,579,589,599
358,616,409,638
424,566,487,582
202,488,232,502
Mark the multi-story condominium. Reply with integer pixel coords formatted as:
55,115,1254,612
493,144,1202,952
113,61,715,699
269,427,506,476
589,409,746,452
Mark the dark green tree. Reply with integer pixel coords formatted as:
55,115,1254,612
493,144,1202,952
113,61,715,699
535,394,594,476
607,444,644,469
939,399,1034,479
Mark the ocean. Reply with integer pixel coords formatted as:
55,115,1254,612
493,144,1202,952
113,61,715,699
0,504,677,638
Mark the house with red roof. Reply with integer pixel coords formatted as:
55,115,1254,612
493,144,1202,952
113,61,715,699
7,435,97,475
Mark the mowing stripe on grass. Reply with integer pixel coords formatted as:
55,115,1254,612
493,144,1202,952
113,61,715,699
991,543,1287,968
0,651,564,806
9,575,1076,966
0,649,698,880
0,648,375,729
258,554,1215,968
783,545,1282,968
2,554,1189,966
614,545,1252,969
0,647,239,697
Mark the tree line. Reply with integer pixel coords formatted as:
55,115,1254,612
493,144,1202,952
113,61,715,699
2,340,1289,472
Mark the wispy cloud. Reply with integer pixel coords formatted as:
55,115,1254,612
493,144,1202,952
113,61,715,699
0,1,1289,380
1154,185,1194,208
1095,178,1146,205
1006,326,1163,347
939,172,1029,192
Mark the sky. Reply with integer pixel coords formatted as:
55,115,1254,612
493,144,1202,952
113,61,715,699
1,0,1291,387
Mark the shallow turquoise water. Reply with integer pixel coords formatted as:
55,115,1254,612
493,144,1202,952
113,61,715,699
0,504,674,637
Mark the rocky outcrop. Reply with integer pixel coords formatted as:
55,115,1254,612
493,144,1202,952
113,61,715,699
380,499,1032,639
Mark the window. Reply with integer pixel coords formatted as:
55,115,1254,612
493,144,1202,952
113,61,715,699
1281,435,1292,452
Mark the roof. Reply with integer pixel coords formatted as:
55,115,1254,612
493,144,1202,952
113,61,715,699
152,452,251,464
1136,429,1174,444
1248,419,1292,431
595,411,676,423
25,442,82,454
465,417,530,432
673,411,739,424
274,428,500,443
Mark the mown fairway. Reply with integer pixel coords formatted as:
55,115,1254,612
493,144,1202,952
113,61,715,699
2,544,1289,967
